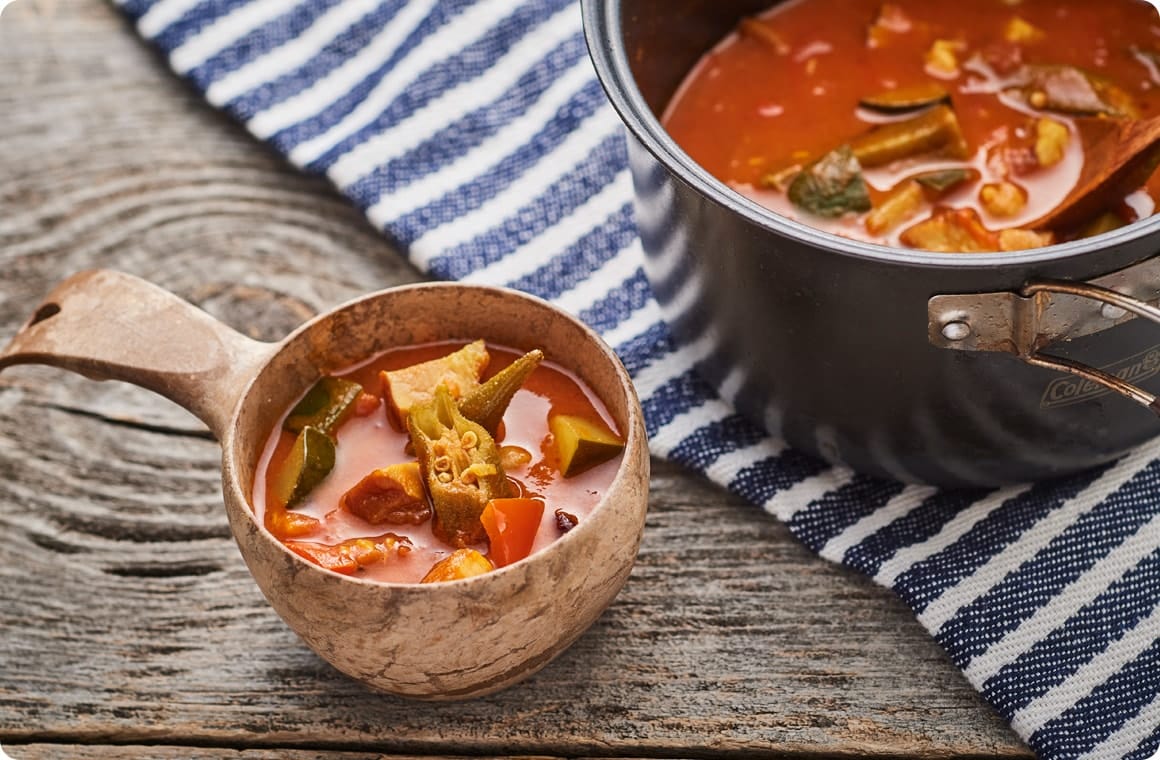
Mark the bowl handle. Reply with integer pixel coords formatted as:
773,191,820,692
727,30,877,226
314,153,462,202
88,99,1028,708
0,270,278,440
929,274,1160,415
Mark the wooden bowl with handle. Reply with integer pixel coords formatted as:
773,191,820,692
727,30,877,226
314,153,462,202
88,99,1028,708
0,270,650,699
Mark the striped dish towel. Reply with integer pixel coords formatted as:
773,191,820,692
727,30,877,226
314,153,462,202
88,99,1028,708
114,1,1160,758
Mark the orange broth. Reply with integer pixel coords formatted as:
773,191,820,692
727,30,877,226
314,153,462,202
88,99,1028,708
662,0,1160,250
252,341,623,584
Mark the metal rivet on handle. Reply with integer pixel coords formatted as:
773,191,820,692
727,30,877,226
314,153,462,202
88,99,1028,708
1101,303,1127,320
941,321,972,341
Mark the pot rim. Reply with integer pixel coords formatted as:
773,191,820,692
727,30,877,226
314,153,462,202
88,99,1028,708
581,0,1160,270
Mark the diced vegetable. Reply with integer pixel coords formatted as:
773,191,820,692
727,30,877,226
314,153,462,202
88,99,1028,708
738,17,790,55
1007,65,1138,117
458,349,544,436
480,498,545,568
1034,117,1070,168
284,377,363,436
265,509,319,540
979,181,1028,217
381,340,489,420
859,83,950,113
759,163,804,191
554,509,579,533
1079,211,1127,238
1003,17,1044,44
981,39,1025,76
500,445,533,470
850,105,969,168
286,533,411,576
865,181,925,235
998,228,1054,251
924,39,963,78
340,462,430,525
913,168,977,195
272,425,335,509
899,208,998,252
408,384,508,546
549,414,626,477
256,336,622,583
420,548,494,583
788,145,871,217
866,3,912,49
354,392,380,416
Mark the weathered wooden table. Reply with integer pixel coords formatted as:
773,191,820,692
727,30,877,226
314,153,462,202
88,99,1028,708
0,2,1035,758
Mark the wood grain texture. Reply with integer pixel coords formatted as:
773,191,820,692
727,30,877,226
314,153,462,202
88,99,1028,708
0,1,1032,758
5,749,557,760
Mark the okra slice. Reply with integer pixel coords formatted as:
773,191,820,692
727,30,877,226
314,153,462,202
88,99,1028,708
859,83,950,113
850,105,969,168
913,168,977,195
272,425,336,509
408,385,508,547
284,377,363,435
549,414,625,477
458,349,544,435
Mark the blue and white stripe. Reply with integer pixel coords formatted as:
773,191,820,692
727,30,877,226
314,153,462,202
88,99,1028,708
114,1,1160,757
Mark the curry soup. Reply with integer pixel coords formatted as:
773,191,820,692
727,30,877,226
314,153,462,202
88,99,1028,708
663,0,1160,251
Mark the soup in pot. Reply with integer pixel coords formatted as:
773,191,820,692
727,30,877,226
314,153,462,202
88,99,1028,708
663,0,1160,252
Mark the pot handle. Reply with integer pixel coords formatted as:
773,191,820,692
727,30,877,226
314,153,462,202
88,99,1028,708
0,270,278,440
929,276,1160,416
1018,281,1160,413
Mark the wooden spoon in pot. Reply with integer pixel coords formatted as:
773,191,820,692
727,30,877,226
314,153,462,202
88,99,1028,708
1030,115,1160,232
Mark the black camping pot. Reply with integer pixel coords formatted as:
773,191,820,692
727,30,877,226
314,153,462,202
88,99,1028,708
582,0,1160,487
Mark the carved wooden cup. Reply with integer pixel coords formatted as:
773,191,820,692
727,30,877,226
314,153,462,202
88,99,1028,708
0,270,650,699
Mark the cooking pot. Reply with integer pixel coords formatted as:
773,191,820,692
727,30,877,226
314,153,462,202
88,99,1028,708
583,0,1160,487
0,270,649,699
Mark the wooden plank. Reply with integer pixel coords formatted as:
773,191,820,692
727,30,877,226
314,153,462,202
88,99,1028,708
4,749,556,760
0,1,1031,758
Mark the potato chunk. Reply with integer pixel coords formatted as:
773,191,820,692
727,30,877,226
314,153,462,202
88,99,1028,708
381,339,489,420
421,548,494,583
866,3,912,49
865,181,925,235
1035,117,1070,168
1003,17,1044,44
979,181,1028,218
998,228,1054,251
925,39,963,78
900,208,998,253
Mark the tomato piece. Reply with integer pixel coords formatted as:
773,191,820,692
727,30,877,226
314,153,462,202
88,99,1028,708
340,462,429,525
286,533,411,575
480,498,545,567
